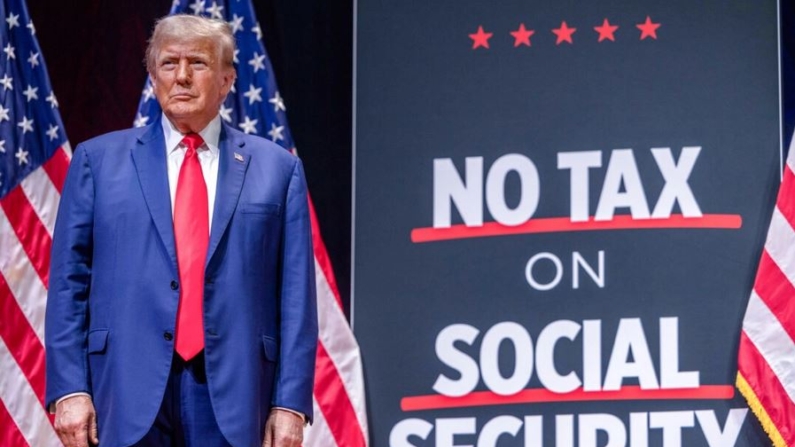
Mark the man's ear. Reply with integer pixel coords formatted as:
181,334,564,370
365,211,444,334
221,69,236,94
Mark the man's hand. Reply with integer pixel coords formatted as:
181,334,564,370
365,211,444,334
262,408,304,447
54,395,99,447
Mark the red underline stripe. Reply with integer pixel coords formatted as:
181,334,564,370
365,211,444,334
400,385,736,411
411,214,742,243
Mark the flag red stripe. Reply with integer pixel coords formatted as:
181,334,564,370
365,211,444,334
42,147,70,194
0,399,30,447
314,341,367,447
400,385,734,411
410,214,742,243
776,165,795,225
0,274,45,404
738,332,795,445
752,251,795,342
308,196,343,308
1,188,52,286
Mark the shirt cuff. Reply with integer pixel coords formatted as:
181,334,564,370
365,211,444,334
271,406,309,426
49,392,91,414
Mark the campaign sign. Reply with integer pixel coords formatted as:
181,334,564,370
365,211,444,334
353,1,779,445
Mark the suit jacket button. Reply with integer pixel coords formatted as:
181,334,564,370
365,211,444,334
170,281,179,290
163,331,173,341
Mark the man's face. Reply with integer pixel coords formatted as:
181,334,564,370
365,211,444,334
151,38,234,132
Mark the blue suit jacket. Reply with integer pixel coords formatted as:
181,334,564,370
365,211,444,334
45,119,318,447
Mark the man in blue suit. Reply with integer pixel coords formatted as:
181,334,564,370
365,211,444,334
45,14,317,447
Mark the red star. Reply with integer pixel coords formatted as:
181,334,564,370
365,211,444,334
469,25,493,49
552,21,576,45
636,16,661,40
594,18,618,42
510,23,535,47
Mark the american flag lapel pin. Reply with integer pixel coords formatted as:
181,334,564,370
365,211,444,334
234,152,244,163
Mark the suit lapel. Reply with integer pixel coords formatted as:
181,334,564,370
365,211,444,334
207,124,249,266
131,120,178,273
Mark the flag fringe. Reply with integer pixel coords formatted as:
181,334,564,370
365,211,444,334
736,371,788,447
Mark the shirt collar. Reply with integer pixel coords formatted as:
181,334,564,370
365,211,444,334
161,113,222,156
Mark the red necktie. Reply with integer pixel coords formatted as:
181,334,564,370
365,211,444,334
174,133,208,361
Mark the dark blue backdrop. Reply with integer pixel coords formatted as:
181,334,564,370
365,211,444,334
354,1,782,445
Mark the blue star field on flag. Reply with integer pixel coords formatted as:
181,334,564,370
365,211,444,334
0,0,67,198
134,0,295,152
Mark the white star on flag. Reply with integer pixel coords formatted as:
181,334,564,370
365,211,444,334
4,43,15,59
189,0,205,15
14,147,28,165
17,116,33,133
0,140,5,153
269,91,286,112
22,84,37,101
206,2,224,19
0,105,9,122
239,115,257,134
6,13,19,29
233,49,240,63
143,84,155,102
243,84,263,104
229,14,244,33
27,51,38,67
268,123,285,142
46,91,58,108
248,52,265,73
26,20,34,35
133,113,149,128
252,23,262,40
0,75,11,91
219,104,232,122
46,124,59,141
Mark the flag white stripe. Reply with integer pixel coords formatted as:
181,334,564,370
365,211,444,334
0,338,61,447
304,396,335,445
0,208,47,343
314,259,370,436
764,208,795,288
19,166,61,237
743,291,795,405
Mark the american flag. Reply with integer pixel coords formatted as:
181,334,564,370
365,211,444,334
736,9,795,446
736,133,795,447
0,0,71,445
135,1,369,446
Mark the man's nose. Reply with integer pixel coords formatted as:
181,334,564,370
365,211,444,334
176,59,191,84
